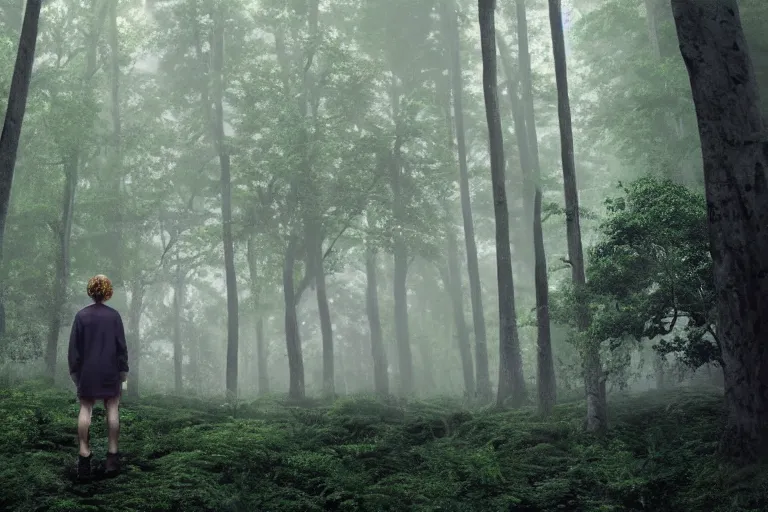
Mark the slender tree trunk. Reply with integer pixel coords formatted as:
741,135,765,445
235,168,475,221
314,243,334,397
389,87,414,395
671,0,768,461
501,3,557,415
246,235,269,395
45,150,77,379
210,9,239,398
548,0,606,431
255,316,268,395
365,244,389,396
444,209,475,396
125,277,144,399
283,234,305,400
0,0,43,337
441,0,491,402
107,0,124,293
478,0,526,408
172,260,184,394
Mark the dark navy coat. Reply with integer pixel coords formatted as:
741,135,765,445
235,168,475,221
67,303,129,399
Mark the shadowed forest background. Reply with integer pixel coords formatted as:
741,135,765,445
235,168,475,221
1,0,768,510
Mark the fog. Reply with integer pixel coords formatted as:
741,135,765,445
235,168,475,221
2,0,765,405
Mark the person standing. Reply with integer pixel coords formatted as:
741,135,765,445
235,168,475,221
67,274,129,482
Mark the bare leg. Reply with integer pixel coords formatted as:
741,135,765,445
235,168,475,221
77,398,94,457
104,396,120,454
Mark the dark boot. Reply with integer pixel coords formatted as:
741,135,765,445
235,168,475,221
105,452,121,476
77,454,92,482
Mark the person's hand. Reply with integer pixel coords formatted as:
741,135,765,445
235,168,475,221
70,373,78,384
120,372,128,382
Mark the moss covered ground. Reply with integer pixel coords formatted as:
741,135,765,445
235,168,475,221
1,383,766,511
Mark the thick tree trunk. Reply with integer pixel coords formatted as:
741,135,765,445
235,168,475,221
125,277,144,399
0,0,43,337
548,0,606,431
210,9,239,399
365,245,389,396
45,150,77,379
283,234,305,400
441,0,491,402
671,0,768,461
502,2,557,415
172,260,184,394
478,0,526,408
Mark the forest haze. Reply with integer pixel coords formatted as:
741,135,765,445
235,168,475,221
2,0,768,507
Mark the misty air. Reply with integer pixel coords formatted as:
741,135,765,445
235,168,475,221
0,0,767,510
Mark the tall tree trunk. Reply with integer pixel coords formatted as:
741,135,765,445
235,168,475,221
210,8,239,398
246,234,269,395
444,209,475,396
255,316,268,395
125,277,144,399
311,233,335,397
283,234,305,400
501,2,557,415
548,0,606,431
441,0,491,402
671,0,768,461
389,85,414,396
365,244,389,396
107,0,125,307
478,0,526,408
172,258,184,394
0,0,43,337
45,150,77,379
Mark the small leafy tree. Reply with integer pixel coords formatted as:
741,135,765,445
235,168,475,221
586,176,718,369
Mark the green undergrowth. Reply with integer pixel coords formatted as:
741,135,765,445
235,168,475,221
1,383,766,511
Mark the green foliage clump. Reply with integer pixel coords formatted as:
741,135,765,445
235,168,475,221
1,384,766,511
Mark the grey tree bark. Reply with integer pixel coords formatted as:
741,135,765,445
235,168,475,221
499,11,557,415
548,0,606,430
365,243,389,396
478,0,526,408
0,0,42,283
210,7,239,399
441,0,491,402
671,0,768,461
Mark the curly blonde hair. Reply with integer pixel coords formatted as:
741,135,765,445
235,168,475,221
87,274,113,303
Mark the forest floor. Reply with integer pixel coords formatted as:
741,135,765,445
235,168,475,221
1,383,766,512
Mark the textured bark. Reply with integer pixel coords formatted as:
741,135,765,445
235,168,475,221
548,0,606,430
671,0,768,461
0,0,43,337
478,0,526,408
441,0,491,402
365,245,389,396
283,234,305,400
210,9,239,399
499,8,557,415
45,150,78,378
